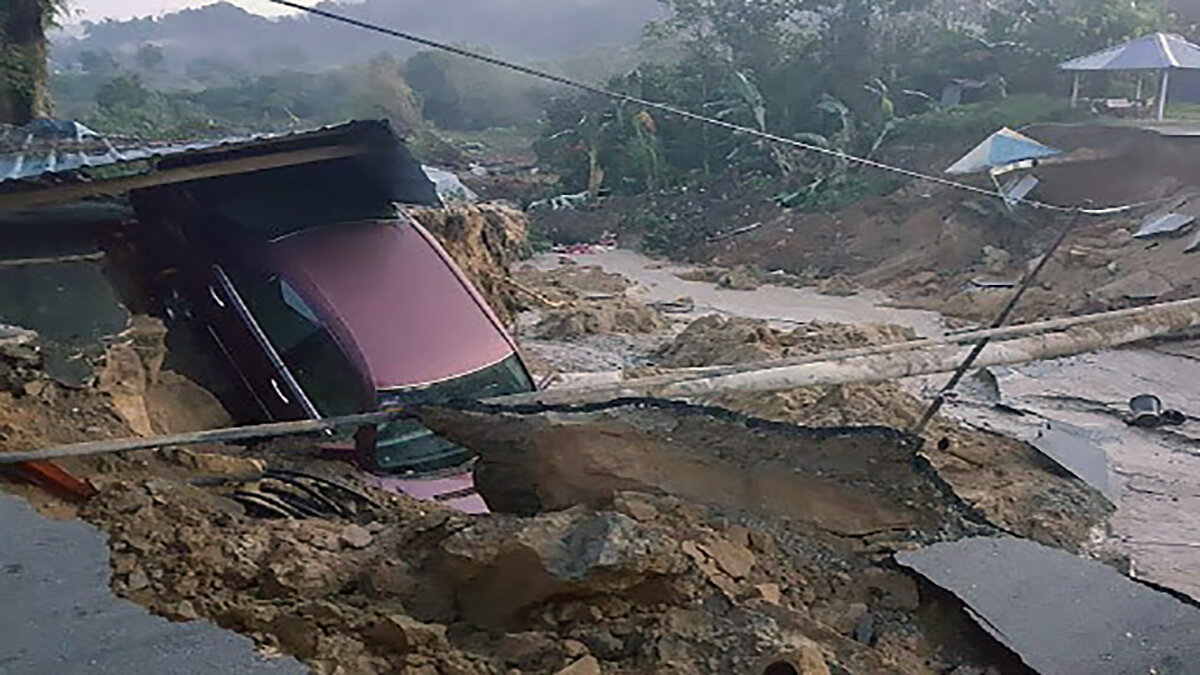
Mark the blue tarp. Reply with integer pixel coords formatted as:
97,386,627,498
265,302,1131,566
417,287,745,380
945,127,1061,175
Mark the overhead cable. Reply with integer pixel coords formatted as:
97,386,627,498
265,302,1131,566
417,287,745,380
268,0,1163,216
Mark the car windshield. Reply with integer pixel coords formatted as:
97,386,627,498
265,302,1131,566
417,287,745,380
374,353,533,474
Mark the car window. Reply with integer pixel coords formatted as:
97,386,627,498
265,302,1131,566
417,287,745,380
227,271,364,417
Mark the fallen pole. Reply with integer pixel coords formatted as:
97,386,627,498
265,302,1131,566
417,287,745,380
658,299,1200,398
913,212,1081,434
0,410,411,465
504,297,1200,406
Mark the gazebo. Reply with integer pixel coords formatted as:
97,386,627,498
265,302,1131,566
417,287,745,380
1060,32,1200,121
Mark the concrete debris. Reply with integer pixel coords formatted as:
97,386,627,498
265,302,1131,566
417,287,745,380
1091,270,1174,304
897,537,1200,675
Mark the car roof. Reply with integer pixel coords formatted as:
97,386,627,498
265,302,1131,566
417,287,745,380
270,220,515,391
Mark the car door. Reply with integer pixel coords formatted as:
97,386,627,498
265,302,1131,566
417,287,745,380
202,264,314,422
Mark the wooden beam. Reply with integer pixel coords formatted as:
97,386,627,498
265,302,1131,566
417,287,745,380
0,144,368,213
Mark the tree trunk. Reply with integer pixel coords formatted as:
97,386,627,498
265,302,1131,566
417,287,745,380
1,0,54,125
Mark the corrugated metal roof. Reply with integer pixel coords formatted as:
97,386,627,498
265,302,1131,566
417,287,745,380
0,119,394,186
0,120,283,184
0,119,441,209
1060,32,1200,71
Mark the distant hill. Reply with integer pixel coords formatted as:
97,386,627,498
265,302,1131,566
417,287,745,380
51,0,667,75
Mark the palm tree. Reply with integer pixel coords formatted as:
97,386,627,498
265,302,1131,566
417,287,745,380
1,0,65,124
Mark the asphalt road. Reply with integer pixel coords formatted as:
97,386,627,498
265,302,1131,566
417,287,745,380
0,495,304,674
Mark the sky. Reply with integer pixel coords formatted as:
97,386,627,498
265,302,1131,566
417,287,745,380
64,0,315,23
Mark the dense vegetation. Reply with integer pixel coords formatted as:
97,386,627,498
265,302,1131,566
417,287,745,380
1,0,64,123
19,0,1196,212
534,0,1175,199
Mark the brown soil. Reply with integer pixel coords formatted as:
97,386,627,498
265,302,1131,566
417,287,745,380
409,203,532,328
649,316,1111,549
676,265,763,291
656,315,918,368
584,124,1200,324
514,266,666,340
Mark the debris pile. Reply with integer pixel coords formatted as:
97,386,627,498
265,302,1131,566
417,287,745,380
409,203,531,326
656,315,917,368
514,266,665,340
648,315,1110,549
676,265,762,291
79,398,1016,675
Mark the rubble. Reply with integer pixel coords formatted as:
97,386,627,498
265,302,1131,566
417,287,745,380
514,265,666,340
657,315,917,368
77,470,987,674
647,315,1111,549
409,203,531,327
533,301,664,339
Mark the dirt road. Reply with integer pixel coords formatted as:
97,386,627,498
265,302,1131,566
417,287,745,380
528,250,948,337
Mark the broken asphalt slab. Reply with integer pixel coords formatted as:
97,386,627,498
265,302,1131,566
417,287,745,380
896,537,1200,675
1031,420,1118,503
0,494,303,674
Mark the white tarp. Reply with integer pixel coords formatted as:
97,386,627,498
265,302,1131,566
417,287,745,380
422,166,478,204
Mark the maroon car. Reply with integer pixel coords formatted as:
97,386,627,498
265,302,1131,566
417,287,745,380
158,216,533,511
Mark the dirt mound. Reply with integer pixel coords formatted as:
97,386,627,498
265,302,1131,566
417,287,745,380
657,315,917,368
514,265,632,304
534,302,665,340
77,420,1012,675
676,265,763,290
514,265,666,340
816,274,861,297
649,316,1109,549
409,203,530,326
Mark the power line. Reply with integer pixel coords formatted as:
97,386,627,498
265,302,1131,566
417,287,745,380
268,0,1160,216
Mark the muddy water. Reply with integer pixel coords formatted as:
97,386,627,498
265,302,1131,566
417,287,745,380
909,346,1200,600
529,249,947,337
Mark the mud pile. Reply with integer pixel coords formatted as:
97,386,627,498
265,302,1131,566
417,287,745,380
597,125,1200,323
409,203,530,327
657,315,917,368
79,403,1014,675
514,266,665,340
676,265,762,291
